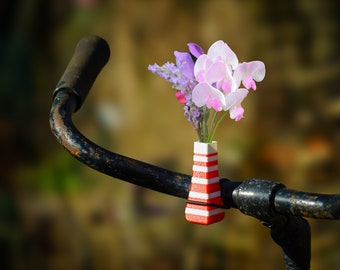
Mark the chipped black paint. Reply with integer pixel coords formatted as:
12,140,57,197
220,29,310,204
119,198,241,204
50,90,191,199
275,188,340,219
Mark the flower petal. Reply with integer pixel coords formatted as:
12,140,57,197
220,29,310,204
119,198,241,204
187,43,204,58
210,98,222,111
243,76,256,90
175,91,186,104
230,106,245,121
247,61,266,82
207,40,238,69
174,51,194,79
224,88,249,109
192,82,211,107
192,82,226,110
205,61,226,84
233,61,266,88
194,54,210,82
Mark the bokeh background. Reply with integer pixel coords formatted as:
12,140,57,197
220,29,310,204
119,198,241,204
1,0,339,269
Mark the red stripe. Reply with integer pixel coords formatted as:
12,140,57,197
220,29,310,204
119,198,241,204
189,182,221,193
208,196,224,204
193,160,218,167
194,152,217,157
192,170,219,179
185,214,207,224
185,213,225,225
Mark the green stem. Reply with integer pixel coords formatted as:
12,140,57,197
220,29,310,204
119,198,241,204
208,111,218,142
208,111,229,142
201,106,210,142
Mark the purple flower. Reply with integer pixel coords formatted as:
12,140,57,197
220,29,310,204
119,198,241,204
174,51,195,80
187,43,204,58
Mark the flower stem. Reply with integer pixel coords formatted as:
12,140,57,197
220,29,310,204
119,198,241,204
208,111,218,142
208,111,229,142
201,106,210,142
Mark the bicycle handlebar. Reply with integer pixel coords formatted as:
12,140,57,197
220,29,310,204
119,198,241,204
50,35,339,220
50,35,340,270
53,35,110,112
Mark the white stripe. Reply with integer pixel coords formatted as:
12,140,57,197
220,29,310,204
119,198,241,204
193,141,217,155
188,191,221,200
192,165,219,172
191,177,219,184
185,207,224,217
193,155,218,162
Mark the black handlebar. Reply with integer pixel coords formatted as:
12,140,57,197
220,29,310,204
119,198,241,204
53,35,110,112
50,35,340,270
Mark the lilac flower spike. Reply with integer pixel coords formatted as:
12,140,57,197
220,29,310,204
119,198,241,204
148,40,266,142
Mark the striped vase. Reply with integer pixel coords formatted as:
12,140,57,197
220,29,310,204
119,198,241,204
185,141,225,225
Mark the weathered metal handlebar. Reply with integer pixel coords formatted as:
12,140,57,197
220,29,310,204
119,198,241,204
50,35,340,270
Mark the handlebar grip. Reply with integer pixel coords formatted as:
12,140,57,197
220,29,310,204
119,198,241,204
54,35,110,111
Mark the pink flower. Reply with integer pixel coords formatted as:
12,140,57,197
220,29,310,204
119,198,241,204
233,61,266,90
230,106,245,121
206,40,238,70
192,40,265,121
192,41,245,114
193,82,248,112
175,91,187,104
192,82,226,111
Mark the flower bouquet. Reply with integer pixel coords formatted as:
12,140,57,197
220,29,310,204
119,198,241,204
149,40,265,225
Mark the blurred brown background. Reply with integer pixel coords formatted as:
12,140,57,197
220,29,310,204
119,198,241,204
1,0,339,269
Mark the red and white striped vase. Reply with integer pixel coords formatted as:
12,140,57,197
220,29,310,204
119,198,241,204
185,141,225,225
